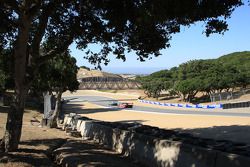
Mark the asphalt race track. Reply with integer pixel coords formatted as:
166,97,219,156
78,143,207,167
63,96,250,117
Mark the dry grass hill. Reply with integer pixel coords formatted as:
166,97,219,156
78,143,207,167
77,68,122,79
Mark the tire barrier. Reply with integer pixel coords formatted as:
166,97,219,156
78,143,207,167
138,99,222,109
62,114,250,167
222,101,250,109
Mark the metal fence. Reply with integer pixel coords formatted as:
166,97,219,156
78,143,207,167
78,77,141,90
210,88,250,102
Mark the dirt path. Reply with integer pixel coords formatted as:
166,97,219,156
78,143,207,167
0,107,140,167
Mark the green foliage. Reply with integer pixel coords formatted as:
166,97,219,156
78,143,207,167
138,69,176,99
0,0,244,69
0,54,6,92
0,71,6,92
139,51,250,102
32,51,79,95
0,0,245,96
0,49,14,92
218,51,250,87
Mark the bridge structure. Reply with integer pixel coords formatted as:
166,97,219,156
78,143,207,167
78,76,141,90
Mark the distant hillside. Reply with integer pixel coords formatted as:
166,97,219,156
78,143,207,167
149,51,250,75
218,51,250,66
77,68,122,79
218,51,250,78
218,51,250,61
137,51,250,102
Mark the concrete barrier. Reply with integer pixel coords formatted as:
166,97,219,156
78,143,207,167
62,116,250,167
79,120,92,137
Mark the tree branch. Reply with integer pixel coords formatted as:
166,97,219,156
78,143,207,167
3,0,20,14
36,37,74,66
30,2,55,59
26,0,42,20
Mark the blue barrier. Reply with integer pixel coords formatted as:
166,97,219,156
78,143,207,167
159,102,164,106
178,104,183,107
196,104,204,108
138,99,222,109
164,103,169,106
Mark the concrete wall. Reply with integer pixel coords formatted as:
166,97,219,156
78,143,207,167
63,115,250,167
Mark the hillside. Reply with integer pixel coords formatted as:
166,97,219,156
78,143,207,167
77,68,122,79
218,51,250,78
137,51,250,103
218,51,250,62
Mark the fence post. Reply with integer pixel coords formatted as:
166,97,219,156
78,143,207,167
210,94,213,102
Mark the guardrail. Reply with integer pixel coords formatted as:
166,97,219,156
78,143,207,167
138,99,222,109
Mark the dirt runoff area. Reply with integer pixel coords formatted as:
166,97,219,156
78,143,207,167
63,90,250,144
0,106,140,167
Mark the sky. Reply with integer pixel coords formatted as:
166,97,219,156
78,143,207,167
69,3,250,74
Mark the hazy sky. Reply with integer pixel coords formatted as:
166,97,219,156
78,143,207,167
69,3,250,74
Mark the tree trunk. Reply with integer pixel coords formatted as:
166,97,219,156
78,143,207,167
180,93,186,101
1,90,27,152
0,14,31,152
49,91,62,128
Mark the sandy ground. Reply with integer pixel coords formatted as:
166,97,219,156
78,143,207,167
63,90,250,144
0,107,70,167
64,101,250,129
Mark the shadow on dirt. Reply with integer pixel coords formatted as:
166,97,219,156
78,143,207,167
53,139,140,167
0,138,66,167
114,120,146,124
174,125,250,145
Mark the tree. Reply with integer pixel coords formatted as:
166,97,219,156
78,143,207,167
0,0,243,152
0,70,7,93
175,79,201,102
218,51,250,88
139,51,250,102
0,53,7,92
138,69,175,99
140,78,166,99
0,49,14,93
32,51,79,128
174,60,203,101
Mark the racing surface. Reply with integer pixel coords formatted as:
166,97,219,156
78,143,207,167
63,96,250,117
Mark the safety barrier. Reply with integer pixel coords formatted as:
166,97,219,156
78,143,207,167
222,101,250,109
138,99,222,109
